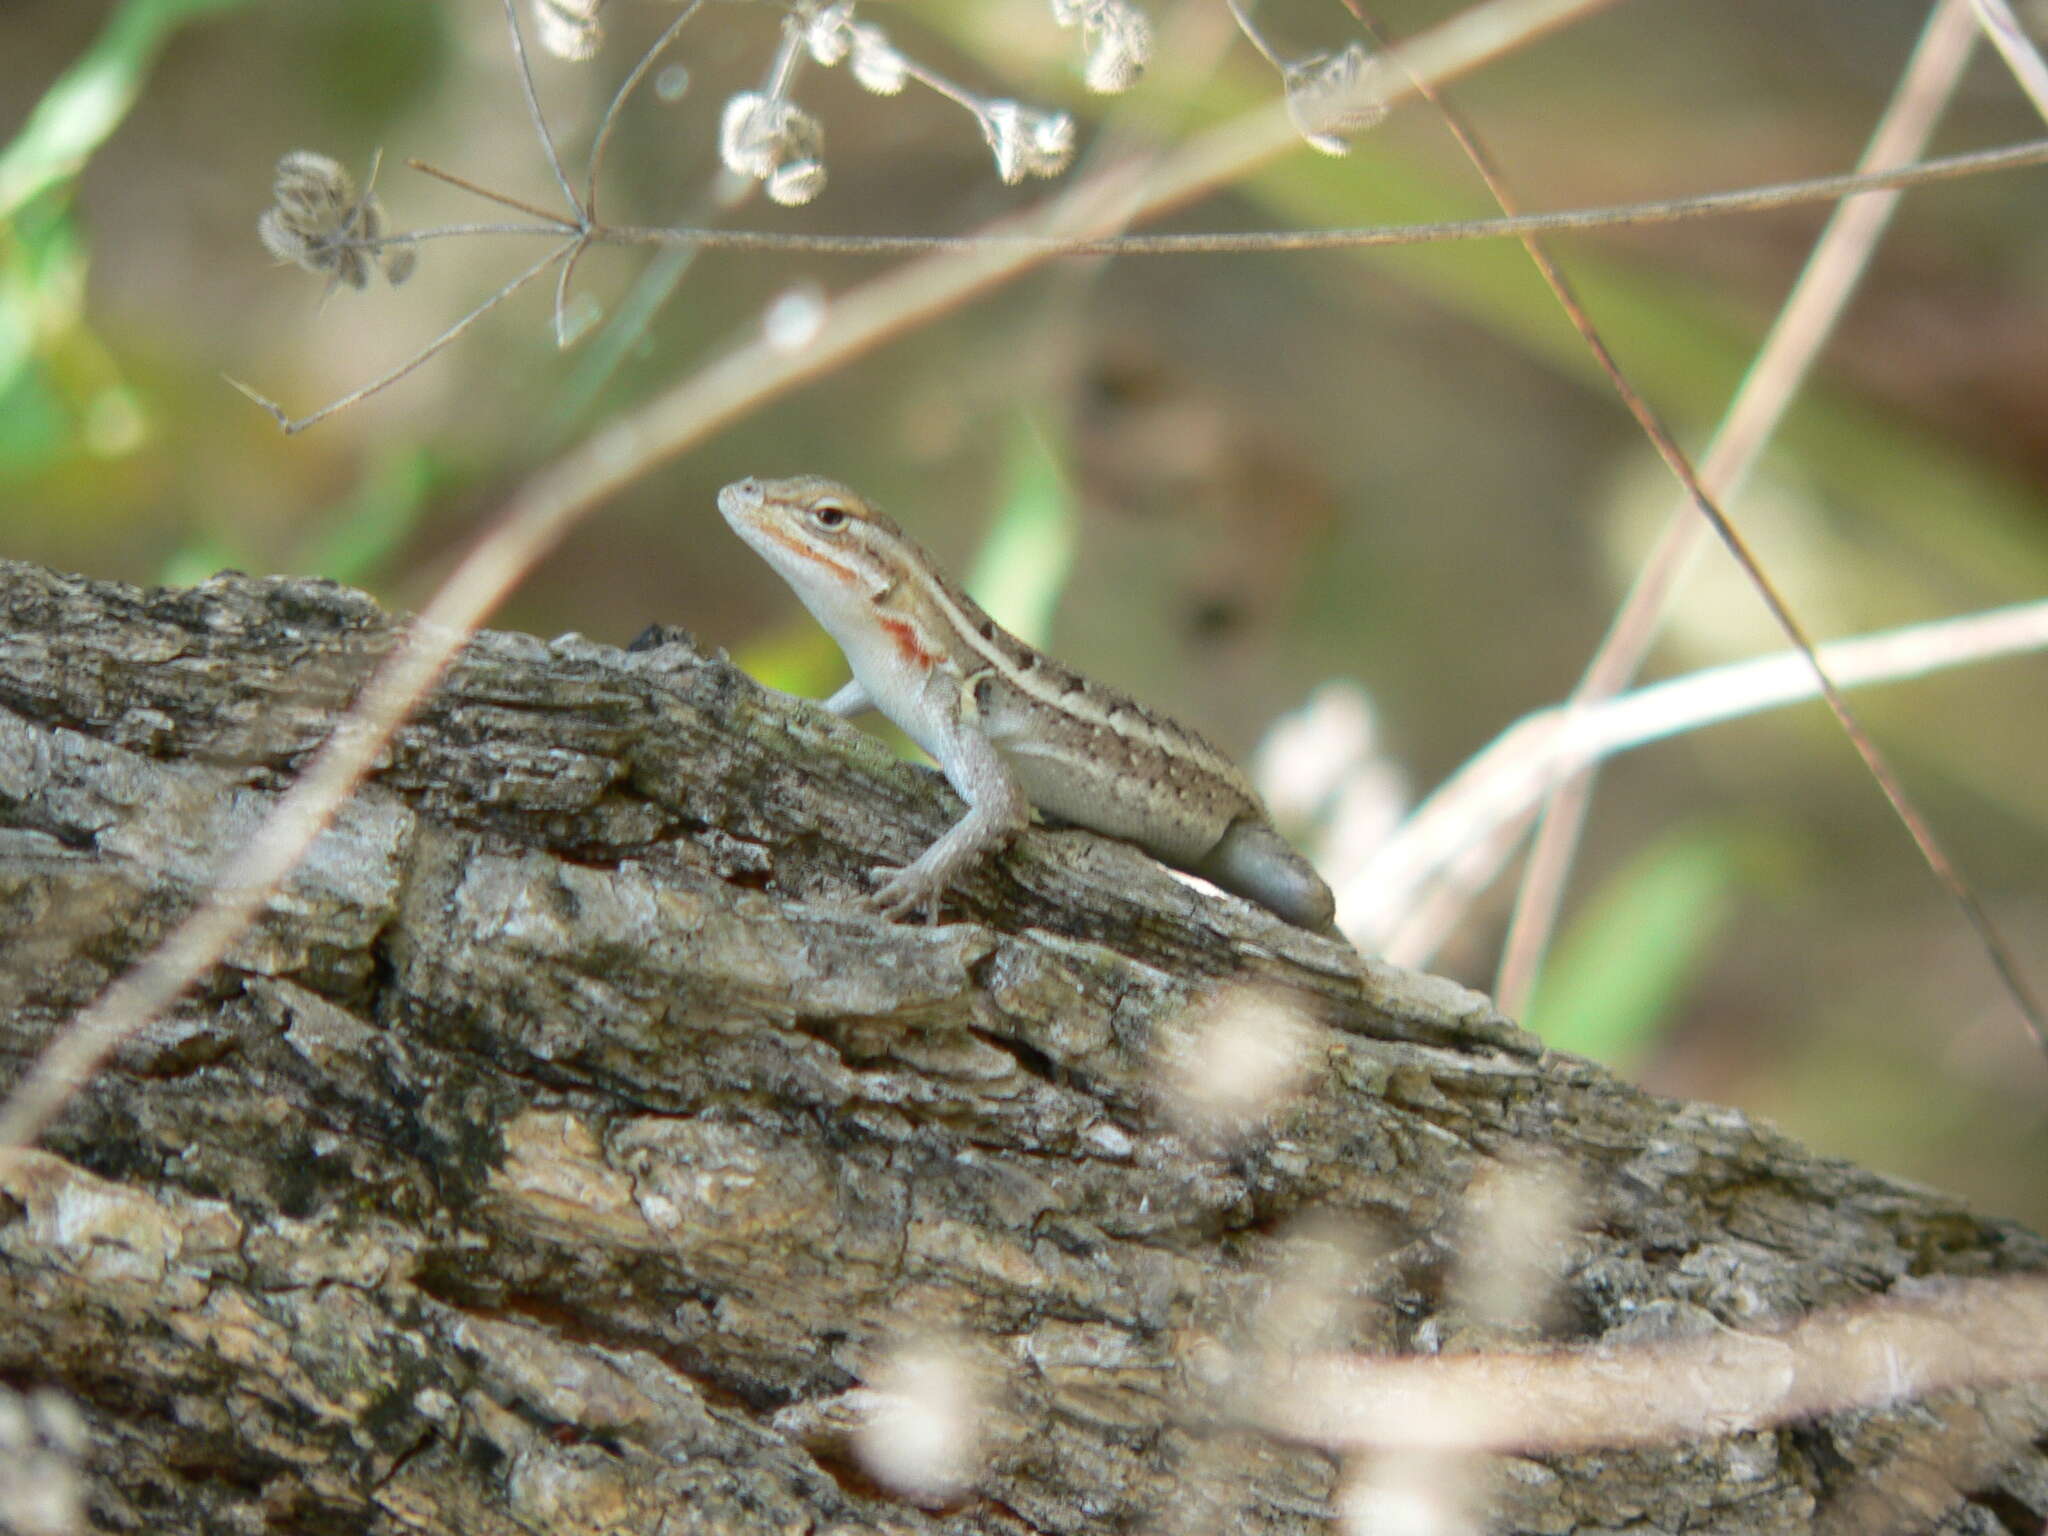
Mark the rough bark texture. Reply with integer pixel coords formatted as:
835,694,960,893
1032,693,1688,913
1,558,2044,1536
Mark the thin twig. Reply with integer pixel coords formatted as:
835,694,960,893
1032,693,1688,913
225,241,577,434
1343,597,2048,957
1495,0,1983,1012
1333,0,2044,1049
1223,0,1291,73
499,0,583,219
1969,0,2048,118
354,221,576,243
762,15,806,100
406,157,578,226
588,137,2048,254
585,0,705,223
554,0,707,350
1328,0,1614,1014
0,0,1625,1160
552,241,592,348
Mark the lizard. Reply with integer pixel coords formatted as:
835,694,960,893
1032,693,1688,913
717,474,1338,934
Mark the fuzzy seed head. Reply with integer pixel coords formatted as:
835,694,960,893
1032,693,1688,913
1284,43,1386,155
847,22,909,94
1157,985,1318,1140
720,92,826,187
534,0,604,60
980,101,1075,184
273,151,355,225
801,1,854,65
1081,0,1150,92
767,157,827,206
379,237,419,286
257,150,418,291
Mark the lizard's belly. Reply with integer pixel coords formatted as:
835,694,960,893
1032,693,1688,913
996,736,1246,867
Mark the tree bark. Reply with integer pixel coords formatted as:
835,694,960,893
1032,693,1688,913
0,558,2042,1536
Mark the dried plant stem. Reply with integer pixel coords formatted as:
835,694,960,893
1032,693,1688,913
585,3,705,223
404,157,577,225
360,220,575,242
590,137,2048,255
0,0,1622,1160
1350,597,2048,958
1262,1274,2048,1454
265,134,2048,430
1969,0,2048,117
555,2,709,348
501,0,583,218
226,241,578,435
1329,0,1627,1018
1494,0,1984,1014
253,132,2048,431
1223,0,1291,73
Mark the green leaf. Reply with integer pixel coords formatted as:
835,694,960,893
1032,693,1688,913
1524,823,1754,1067
298,447,442,585
965,416,1075,648
0,0,259,220
158,530,252,590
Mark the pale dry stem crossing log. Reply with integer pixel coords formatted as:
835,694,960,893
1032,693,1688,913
1,559,2044,1534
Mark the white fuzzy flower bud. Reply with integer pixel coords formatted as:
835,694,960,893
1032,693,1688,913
980,101,1075,184
1081,0,1150,92
1283,42,1385,155
533,0,604,61
720,92,826,185
258,151,417,290
767,158,827,206
803,1,854,65
848,23,909,94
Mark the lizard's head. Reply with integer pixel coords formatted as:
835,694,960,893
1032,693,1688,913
718,475,908,604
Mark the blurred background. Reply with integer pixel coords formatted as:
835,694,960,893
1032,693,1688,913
3,0,2046,1222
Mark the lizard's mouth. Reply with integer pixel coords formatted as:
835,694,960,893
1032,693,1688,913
757,522,860,587
718,479,864,589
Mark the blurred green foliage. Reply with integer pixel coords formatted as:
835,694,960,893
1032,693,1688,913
1526,820,1777,1071
0,0,256,220
2,0,259,477
965,417,1078,650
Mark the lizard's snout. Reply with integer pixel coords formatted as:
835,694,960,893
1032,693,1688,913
717,478,764,521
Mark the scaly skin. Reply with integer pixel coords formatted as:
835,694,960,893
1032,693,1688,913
718,475,1337,933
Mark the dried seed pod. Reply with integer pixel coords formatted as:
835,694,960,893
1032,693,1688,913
1283,43,1385,156
379,236,420,286
847,24,908,94
767,158,828,207
1081,0,1150,92
802,1,854,65
534,0,604,60
272,151,356,227
257,151,419,290
721,93,825,181
980,102,1075,184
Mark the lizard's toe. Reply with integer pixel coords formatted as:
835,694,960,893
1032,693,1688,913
864,865,942,923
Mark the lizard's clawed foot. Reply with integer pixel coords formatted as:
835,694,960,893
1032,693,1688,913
863,863,948,925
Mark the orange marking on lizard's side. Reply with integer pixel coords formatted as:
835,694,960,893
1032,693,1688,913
760,523,860,586
880,616,938,670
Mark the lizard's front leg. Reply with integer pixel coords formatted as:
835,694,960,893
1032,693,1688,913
867,700,1029,923
822,679,873,718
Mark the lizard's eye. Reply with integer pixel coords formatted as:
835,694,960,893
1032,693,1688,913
811,503,850,529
